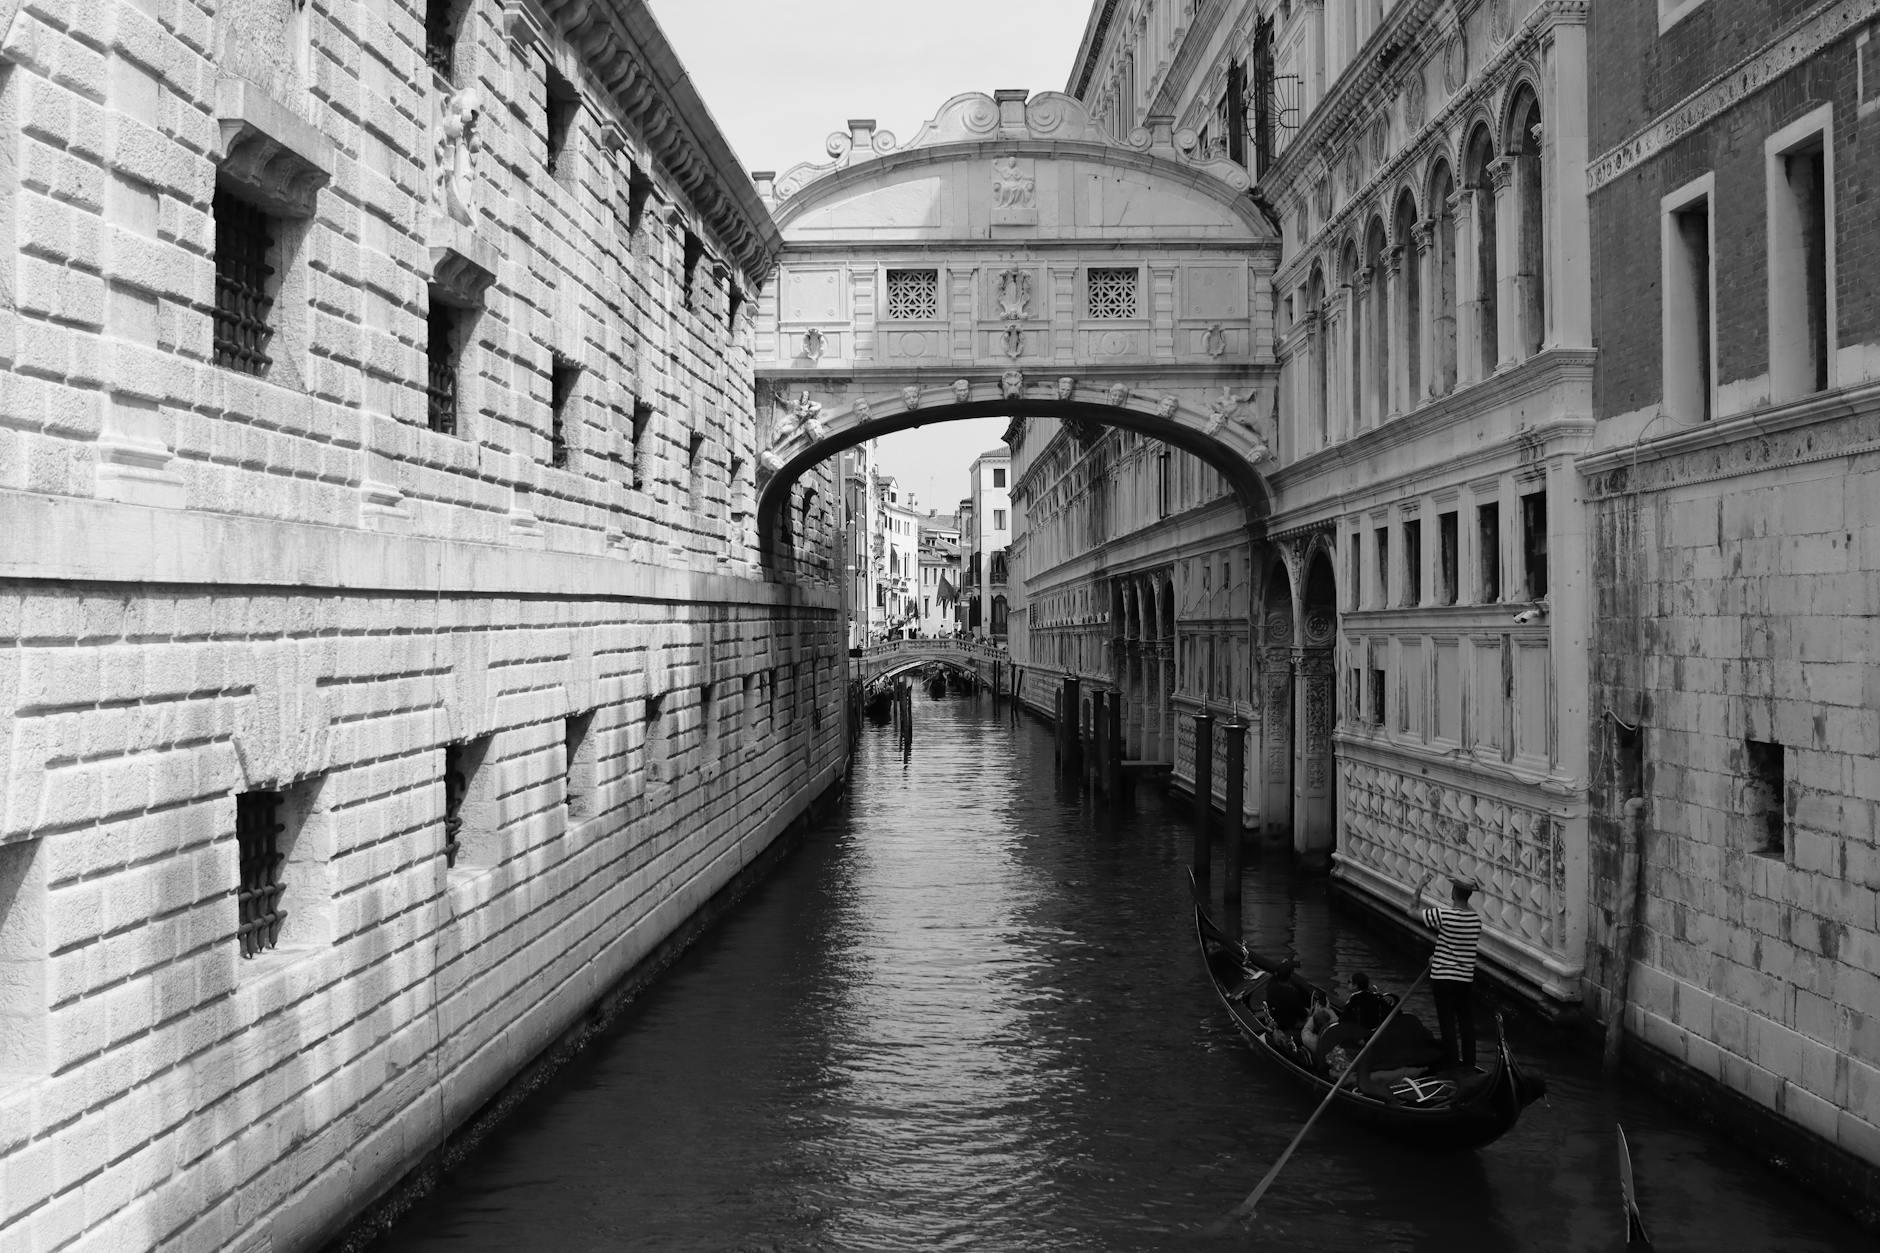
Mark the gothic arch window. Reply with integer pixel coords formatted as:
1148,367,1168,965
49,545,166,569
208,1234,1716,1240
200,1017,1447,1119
1306,264,1328,445
1364,215,1390,425
1427,160,1458,395
1463,124,1499,375
1393,189,1421,409
1505,86,1545,358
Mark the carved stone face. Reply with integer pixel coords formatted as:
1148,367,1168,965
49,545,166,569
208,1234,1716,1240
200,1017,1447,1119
952,378,971,404
1107,383,1129,407
852,397,871,421
1057,376,1075,401
1001,369,1023,400
1157,395,1179,418
902,385,921,410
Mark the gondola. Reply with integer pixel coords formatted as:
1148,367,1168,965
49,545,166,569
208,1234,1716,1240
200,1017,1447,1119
1193,890,1546,1150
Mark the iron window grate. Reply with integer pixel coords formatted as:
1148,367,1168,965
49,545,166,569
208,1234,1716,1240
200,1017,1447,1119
235,790,287,958
213,188,277,375
549,355,579,467
1086,267,1138,319
443,746,467,868
428,306,459,435
885,269,939,319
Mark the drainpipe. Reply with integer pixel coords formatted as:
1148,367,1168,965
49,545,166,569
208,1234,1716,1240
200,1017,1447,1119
1603,796,1648,1076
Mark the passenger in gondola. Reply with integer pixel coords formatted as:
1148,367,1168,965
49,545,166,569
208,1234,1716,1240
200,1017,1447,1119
1264,959,1311,1034
1341,972,1396,1035
1299,992,1338,1057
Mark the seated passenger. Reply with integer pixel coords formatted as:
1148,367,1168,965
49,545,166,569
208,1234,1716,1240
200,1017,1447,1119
1300,996,1339,1057
1264,959,1311,1034
1341,972,1396,1035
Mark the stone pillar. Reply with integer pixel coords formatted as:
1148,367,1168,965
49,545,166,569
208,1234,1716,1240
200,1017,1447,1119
1303,0,1326,108
1157,642,1175,762
1413,219,1439,400
1385,244,1406,417
1261,643,1293,841
1325,290,1348,441
1355,269,1376,428
1192,713,1215,897
1490,157,1521,372
1451,189,1480,387
1221,719,1247,930
1293,645,1336,866
1301,311,1324,450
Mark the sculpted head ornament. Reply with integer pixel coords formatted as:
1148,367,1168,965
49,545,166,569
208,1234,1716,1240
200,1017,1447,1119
1056,376,1075,401
1107,383,1130,407
952,378,971,404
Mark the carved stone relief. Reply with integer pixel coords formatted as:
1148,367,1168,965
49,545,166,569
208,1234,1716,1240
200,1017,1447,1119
1000,369,1024,400
1443,33,1466,94
1405,69,1427,131
996,268,1033,319
434,89,482,224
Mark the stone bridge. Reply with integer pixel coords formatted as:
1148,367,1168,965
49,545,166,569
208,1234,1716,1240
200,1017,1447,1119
855,637,1013,692
748,89,1282,569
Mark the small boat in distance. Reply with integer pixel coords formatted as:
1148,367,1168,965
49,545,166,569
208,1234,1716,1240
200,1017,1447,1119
1193,889,1546,1151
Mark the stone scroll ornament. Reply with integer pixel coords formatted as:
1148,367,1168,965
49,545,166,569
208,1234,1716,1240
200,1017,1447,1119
997,269,1033,319
434,89,482,224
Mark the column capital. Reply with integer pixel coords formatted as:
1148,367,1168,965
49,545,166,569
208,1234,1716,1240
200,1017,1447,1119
1447,190,1471,221
1487,157,1517,192
1411,219,1436,252
1385,243,1406,269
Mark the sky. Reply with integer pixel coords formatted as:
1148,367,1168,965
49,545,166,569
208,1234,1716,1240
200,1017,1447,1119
648,0,1096,514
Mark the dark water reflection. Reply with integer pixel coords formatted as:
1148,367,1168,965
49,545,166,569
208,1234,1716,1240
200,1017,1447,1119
372,693,1865,1251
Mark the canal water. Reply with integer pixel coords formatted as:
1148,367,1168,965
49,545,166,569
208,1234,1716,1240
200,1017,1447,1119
371,691,1866,1252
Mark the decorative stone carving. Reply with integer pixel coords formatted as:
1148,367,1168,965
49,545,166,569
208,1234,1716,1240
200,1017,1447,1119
1106,383,1130,407
951,378,971,404
997,268,1033,319
1000,369,1024,400
1443,33,1466,95
1315,176,1332,219
1489,0,1510,46
801,327,825,362
759,447,784,474
1157,395,1179,419
1002,322,1025,358
1405,70,1427,131
1369,116,1388,167
1204,324,1227,358
433,88,482,224
853,397,872,421
991,155,1037,225
1056,376,1075,401
902,384,922,410
1344,149,1362,196
1204,386,1247,435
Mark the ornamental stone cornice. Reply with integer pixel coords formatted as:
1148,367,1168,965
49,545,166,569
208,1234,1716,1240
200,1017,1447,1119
534,0,782,286
214,76,334,218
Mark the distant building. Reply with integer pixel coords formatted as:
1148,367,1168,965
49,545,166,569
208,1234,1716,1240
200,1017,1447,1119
916,513,962,637
961,448,1012,637
880,480,922,637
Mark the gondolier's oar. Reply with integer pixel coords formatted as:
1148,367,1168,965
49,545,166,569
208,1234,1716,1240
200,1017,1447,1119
1226,963,1432,1224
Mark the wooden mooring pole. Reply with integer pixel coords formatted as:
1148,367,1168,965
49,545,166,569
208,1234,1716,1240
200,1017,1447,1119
1221,720,1246,933
1106,690,1124,804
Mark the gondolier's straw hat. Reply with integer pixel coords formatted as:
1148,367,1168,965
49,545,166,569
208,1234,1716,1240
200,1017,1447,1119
1450,875,1480,895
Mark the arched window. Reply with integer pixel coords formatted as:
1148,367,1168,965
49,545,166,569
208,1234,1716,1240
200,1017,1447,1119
1365,216,1390,425
1507,87,1545,358
1340,238,1361,439
1394,190,1421,409
1428,161,1458,394
1464,126,1499,376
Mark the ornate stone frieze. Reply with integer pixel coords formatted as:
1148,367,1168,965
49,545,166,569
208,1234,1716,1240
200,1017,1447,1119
1340,757,1571,956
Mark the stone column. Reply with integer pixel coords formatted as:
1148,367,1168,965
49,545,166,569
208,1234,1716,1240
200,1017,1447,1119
1324,289,1348,442
1261,643,1294,840
1356,268,1377,428
1413,218,1441,399
1157,641,1175,762
1385,244,1407,417
1301,311,1324,449
1293,646,1337,865
1546,14,1591,349
1303,0,1326,108
1490,157,1521,371
1450,189,1480,388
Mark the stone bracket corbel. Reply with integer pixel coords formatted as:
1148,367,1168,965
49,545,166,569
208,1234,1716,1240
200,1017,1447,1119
428,219,499,307
214,77,334,218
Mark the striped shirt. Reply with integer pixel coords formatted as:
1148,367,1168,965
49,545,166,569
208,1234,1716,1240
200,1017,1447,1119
1422,906,1482,982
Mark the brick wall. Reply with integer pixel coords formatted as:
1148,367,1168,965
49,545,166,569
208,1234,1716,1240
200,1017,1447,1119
0,2,846,1250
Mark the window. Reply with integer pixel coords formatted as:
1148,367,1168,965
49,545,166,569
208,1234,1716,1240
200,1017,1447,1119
565,710,596,819
1157,450,1171,518
1087,267,1139,319
1662,178,1714,422
1402,519,1422,607
442,735,491,869
235,789,286,957
0,840,46,1079
426,0,466,78
213,188,278,376
1437,511,1459,605
699,684,718,772
1768,110,1832,401
1372,526,1389,608
682,229,705,307
993,509,1006,530
1520,489,1548,599
993,467,1006,488
1659,0,1708,33
644,695,669,789
1744,739,1785,858
1367,662,1386,727
885,268,939,319
1476,501,1501,603
549,353,580,467
630,397,654,488
427,301,464,435
545,63,579,178
627,163,654,236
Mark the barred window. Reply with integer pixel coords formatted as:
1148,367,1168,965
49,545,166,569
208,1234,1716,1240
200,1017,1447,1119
442,735,491,869
235,790,287,958
426,0,465,78
1086,267,1139,319
545,64,579,177
213,188,277,375
549,353,580,467
443,745,468,868
427,304,462,435
885,269,939,320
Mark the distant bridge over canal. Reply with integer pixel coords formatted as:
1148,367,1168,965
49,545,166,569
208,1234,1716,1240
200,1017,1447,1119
855,638,1013,693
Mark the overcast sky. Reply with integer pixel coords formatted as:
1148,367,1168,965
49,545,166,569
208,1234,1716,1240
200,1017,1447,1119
648,0,1094,513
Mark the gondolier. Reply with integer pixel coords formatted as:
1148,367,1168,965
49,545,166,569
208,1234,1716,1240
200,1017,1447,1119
1411,871,1484,1071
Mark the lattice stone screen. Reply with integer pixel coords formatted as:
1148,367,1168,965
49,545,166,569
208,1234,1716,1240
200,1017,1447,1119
1086,267,1139,319
885,269,939,319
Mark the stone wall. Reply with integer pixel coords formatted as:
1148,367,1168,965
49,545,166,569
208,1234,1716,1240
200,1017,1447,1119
0,2,846,1250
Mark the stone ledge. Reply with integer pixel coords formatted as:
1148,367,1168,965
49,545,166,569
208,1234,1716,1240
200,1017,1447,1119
428,218,499,307
215,77,335,218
